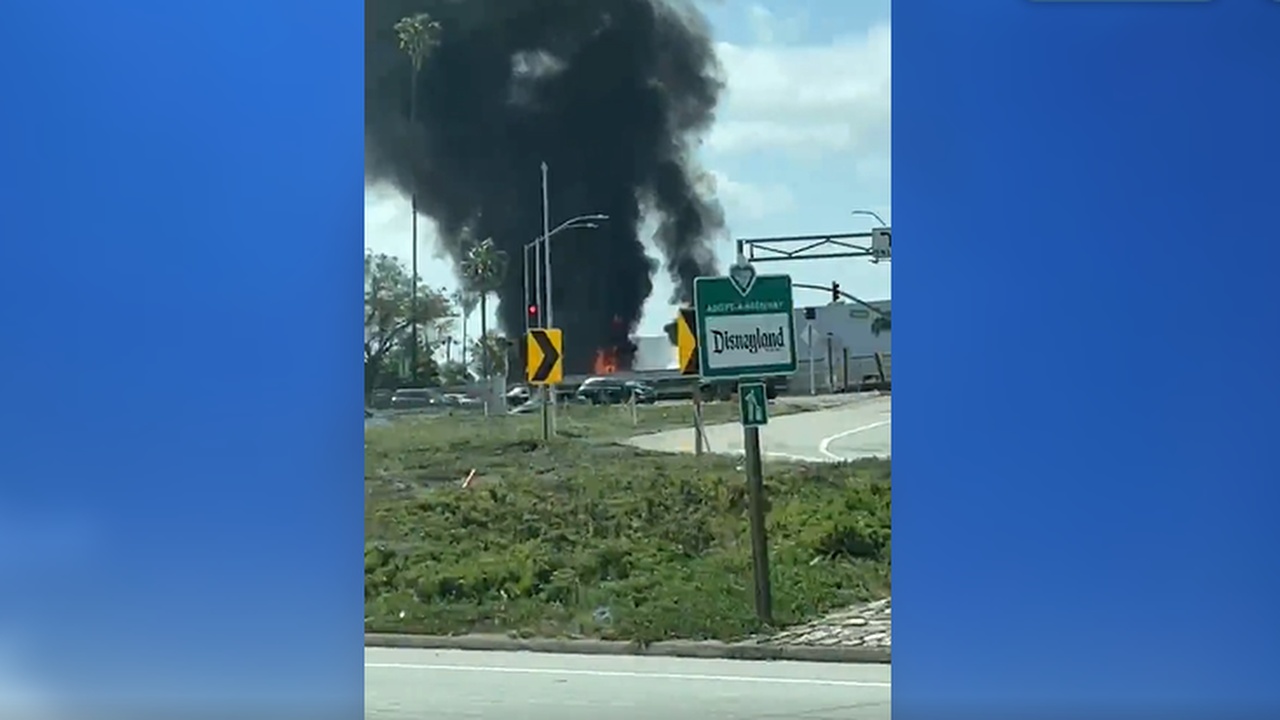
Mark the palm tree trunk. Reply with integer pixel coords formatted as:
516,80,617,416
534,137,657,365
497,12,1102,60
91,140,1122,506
408,66,420,386
460,310,468,376
480,293,490,380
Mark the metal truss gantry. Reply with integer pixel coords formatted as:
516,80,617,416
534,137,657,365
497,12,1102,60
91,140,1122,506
735,230,888,264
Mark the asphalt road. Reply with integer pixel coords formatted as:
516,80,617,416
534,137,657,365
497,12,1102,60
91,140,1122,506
365,647,890,720
627,394,891,462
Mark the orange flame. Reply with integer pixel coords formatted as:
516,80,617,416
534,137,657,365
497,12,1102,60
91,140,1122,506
593,347,620,375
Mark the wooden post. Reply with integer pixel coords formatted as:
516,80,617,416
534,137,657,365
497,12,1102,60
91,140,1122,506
743,424,773,625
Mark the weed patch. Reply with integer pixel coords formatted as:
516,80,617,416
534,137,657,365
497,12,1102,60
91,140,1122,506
365,407,889,642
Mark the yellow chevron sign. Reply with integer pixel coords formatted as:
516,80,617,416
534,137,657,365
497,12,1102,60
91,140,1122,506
677,308,698,375
525,328,563,385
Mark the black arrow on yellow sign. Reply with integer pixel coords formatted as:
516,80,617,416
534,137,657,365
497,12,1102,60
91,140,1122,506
677,307,699,375
526,328,563,385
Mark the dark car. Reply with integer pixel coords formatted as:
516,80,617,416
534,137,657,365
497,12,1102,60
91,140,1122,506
576,377,657,405
390,387,444,410
624,380,658,404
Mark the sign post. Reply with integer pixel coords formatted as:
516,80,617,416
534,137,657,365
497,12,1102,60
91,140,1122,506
739,380,771,626
526,328,563,441
693,259,796,624
676,307,705,455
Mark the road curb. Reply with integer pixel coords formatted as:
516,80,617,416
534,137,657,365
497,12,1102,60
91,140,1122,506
365,633,890,664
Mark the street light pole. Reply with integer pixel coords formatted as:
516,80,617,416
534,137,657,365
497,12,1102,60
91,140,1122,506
523,242,533,337
541,162,552,329
540,162,554,426
524,199,609,435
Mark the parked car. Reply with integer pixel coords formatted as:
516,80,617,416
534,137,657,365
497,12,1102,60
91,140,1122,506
505,384,532,407
576,377,657,405
390,387,444,410
443,392,483,409
509,395,544,414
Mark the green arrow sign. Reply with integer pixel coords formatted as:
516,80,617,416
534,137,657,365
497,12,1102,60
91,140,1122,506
738,381,769,427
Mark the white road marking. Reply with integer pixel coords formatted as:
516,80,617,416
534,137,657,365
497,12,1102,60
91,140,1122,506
766,452,829,462
817,420,891,461
365,662,890,689
721,448,829,463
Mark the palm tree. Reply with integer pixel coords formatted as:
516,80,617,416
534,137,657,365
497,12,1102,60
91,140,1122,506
460,237,508,388
394,13,442,383
451,287,479,373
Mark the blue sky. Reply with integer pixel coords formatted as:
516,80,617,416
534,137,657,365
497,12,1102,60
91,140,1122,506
364,0,891,339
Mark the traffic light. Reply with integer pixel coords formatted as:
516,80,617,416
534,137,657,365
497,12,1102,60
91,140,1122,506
831,281,841,303
528,304,538,317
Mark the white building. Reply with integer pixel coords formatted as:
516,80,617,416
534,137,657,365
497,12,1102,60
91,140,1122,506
793,299,891,393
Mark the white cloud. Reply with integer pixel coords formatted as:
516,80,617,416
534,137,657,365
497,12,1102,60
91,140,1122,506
710,170,795,219
363,183,438,264
710,20,890,158
746,4,808,45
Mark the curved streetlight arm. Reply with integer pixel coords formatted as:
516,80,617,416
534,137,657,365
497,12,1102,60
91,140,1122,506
522,219,606,331
524,222,599,251
548,213,608,238
541,213,609,341
546,220,601,240
850,209,888,226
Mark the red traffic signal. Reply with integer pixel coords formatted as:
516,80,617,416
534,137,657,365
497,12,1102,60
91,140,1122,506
528,304,538,316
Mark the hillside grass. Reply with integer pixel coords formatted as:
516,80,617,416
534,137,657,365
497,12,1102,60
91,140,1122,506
365,405,890,643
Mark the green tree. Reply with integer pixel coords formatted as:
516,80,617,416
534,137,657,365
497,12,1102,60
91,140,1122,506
395,334,443,387
364,251,451,395
469,331,511,380
451,287,479,371
871,314,891,336
460,236,508,385
394,14,441,79
438,359,473,387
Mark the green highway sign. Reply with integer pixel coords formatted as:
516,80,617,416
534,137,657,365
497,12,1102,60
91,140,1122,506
693,260,798,380
738,382,769,427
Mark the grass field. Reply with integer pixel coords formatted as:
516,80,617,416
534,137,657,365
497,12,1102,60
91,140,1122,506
511,398,802,439
365,403,890,643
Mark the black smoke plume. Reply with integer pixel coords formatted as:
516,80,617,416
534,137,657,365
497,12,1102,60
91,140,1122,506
365,0,725,374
